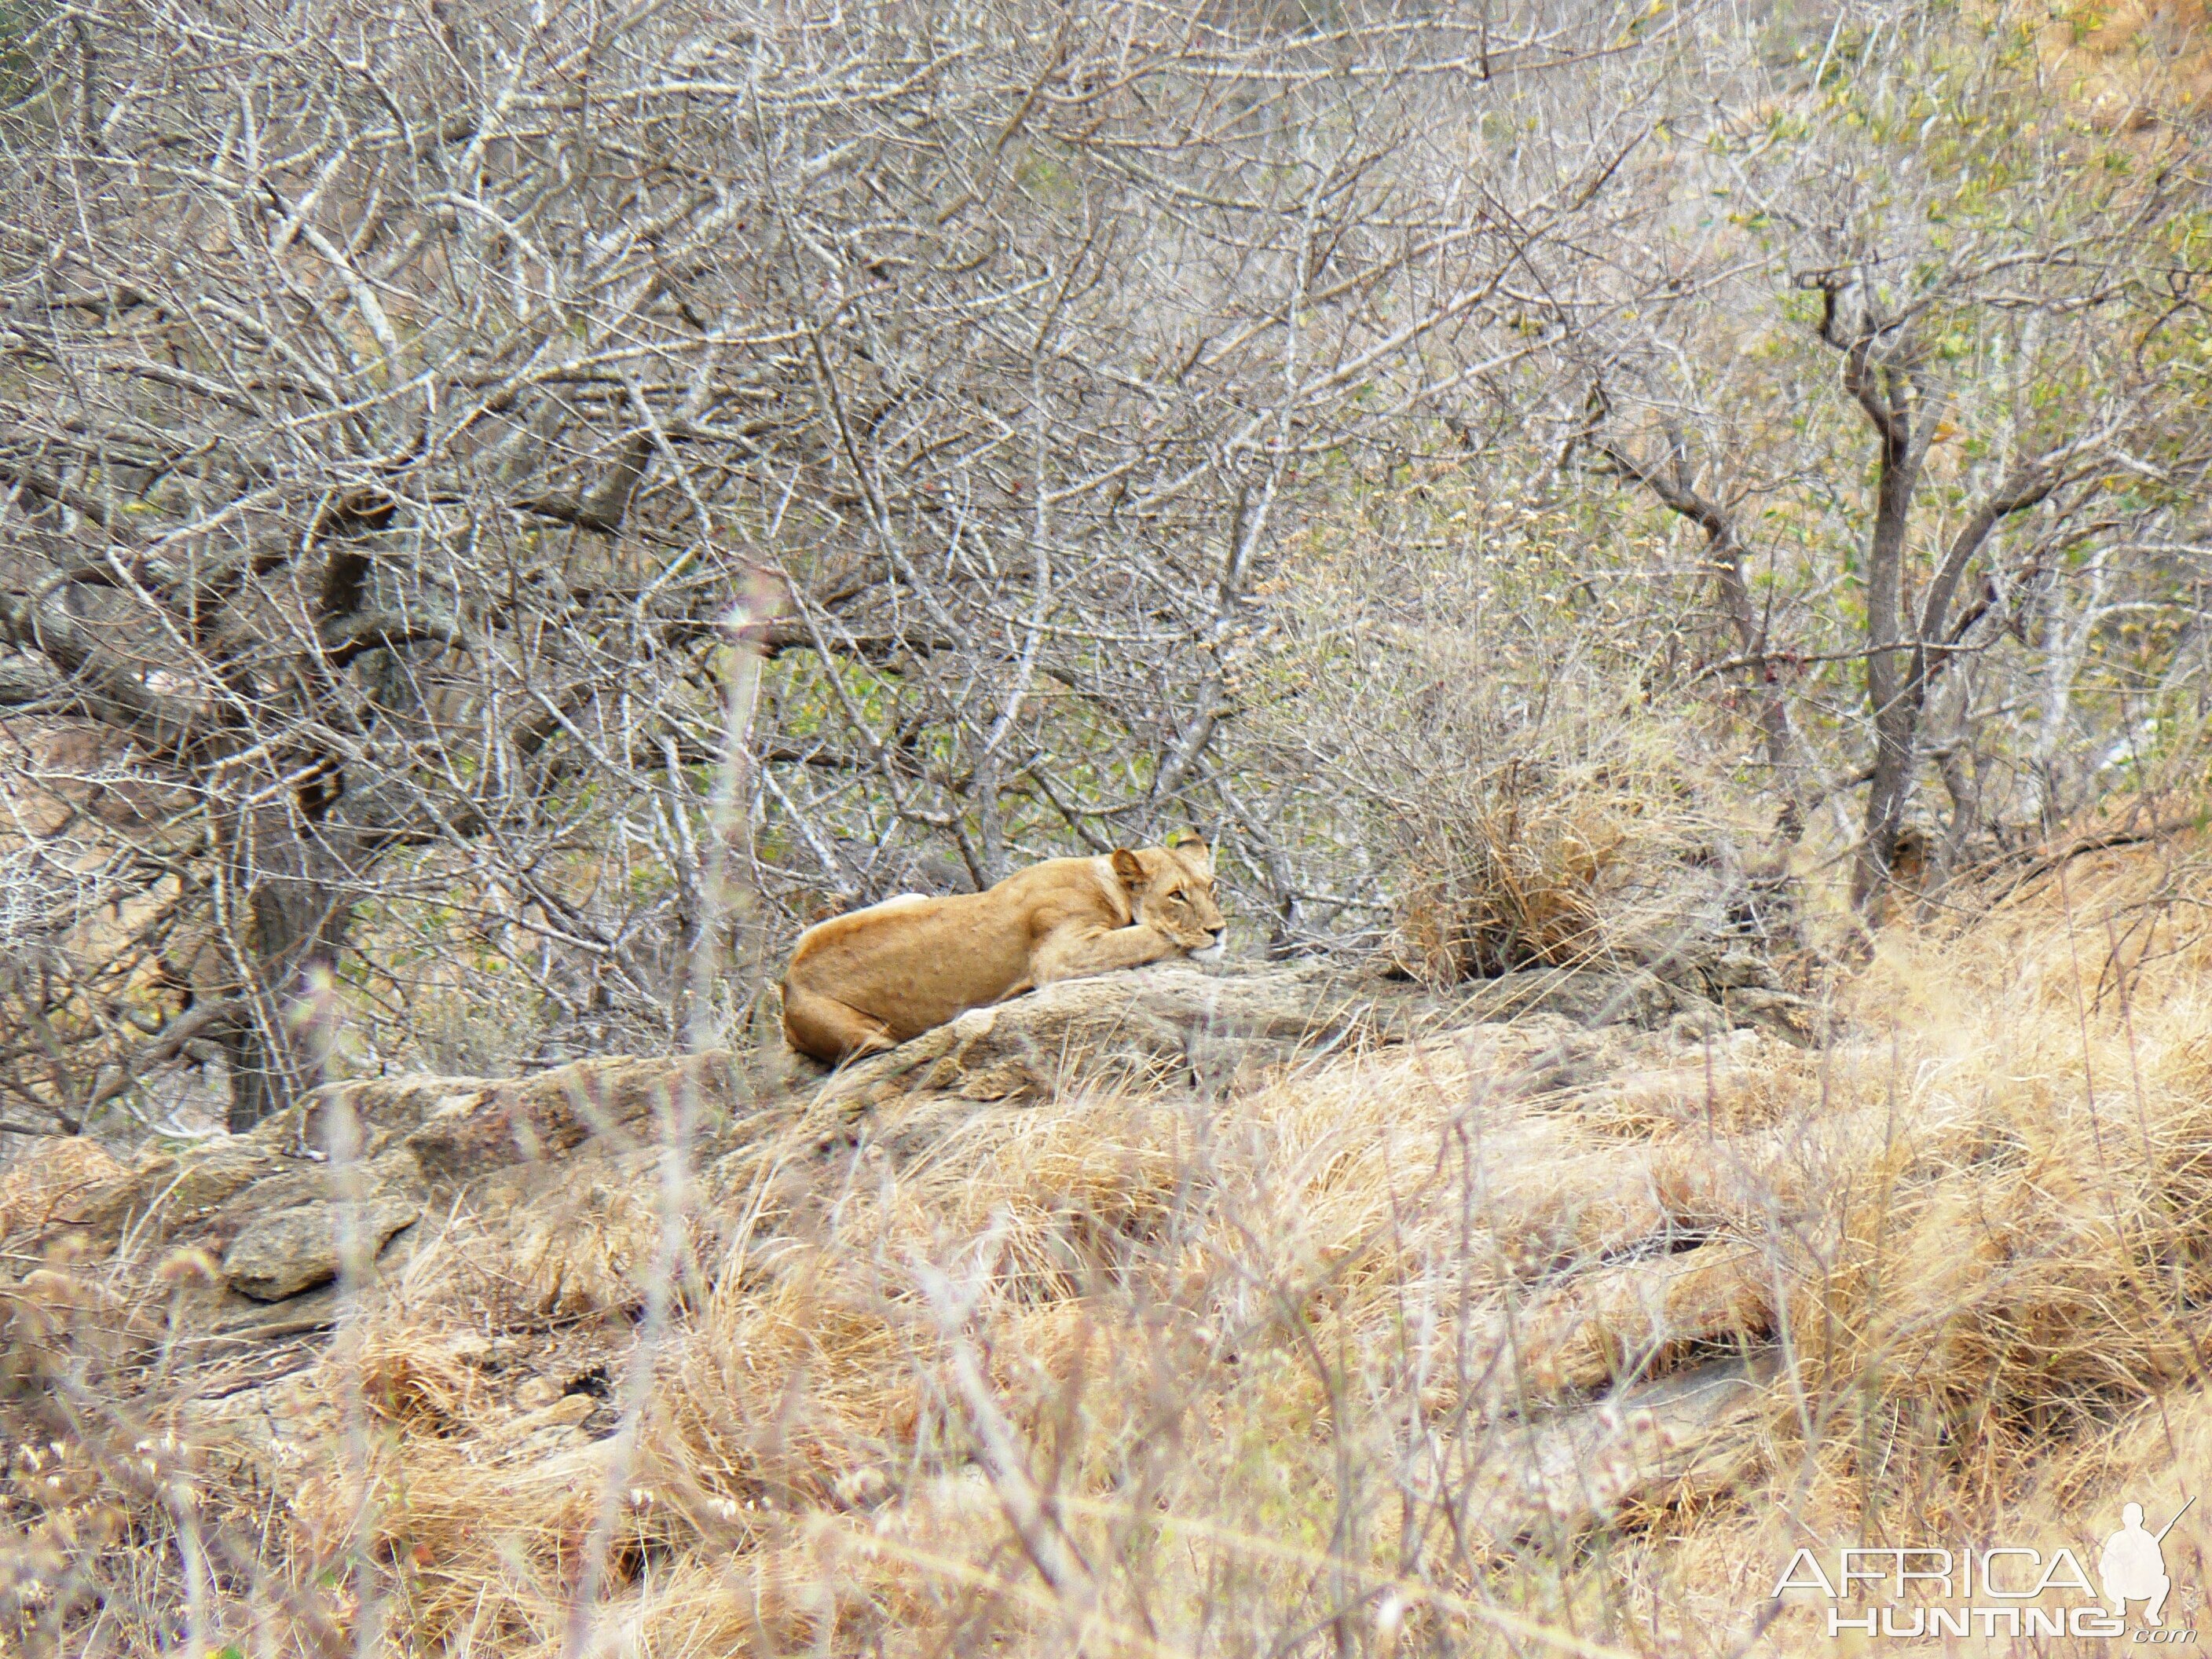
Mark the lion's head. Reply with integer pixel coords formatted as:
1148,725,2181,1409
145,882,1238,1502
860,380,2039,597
1110,834,1226,960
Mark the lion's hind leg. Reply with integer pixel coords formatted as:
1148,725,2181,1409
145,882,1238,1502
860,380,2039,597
782,980,901,1065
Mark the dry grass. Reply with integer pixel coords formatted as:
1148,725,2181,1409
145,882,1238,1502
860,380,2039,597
10,830,2212,1653
1371,674,1756,990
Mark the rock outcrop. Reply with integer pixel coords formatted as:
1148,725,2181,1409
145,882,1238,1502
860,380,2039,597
800,960,1390,1110
799,955,1817,1114
4,956,1818,1318
16,1053,742,1319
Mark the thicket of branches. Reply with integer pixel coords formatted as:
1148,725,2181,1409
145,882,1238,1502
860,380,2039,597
2,0,2207,1132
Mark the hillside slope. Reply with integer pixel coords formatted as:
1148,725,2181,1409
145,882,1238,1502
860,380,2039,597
5,824,2212,1654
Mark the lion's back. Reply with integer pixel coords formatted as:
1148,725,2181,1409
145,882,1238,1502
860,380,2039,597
786,859,1113,1027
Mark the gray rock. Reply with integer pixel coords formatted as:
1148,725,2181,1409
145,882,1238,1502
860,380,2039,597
222,1193,422,1302
399,1052,741,1182
1442,966,1690,1029
804,960,1395,1112
797,956,1802,1116
1461,1352,1775,1547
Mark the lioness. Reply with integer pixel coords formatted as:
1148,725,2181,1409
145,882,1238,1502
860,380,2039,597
781,835,1225,1064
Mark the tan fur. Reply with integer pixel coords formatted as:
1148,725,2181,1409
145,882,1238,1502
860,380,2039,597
781,839,1225,1064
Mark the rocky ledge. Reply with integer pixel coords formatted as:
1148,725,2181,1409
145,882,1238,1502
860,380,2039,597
2,956,1816,1319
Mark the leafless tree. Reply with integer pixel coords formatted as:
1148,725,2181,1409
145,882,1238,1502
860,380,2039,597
0,0,1690,1129
1552,16,2212,916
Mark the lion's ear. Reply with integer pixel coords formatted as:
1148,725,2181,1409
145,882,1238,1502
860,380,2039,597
1109,848,1146,889
1166,830,1213,879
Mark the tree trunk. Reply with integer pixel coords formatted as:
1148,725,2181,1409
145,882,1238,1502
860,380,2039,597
1846,352,1926,920
213,811,354,1132
1854,688,1921,919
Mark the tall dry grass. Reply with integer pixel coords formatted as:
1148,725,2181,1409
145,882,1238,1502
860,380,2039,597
1339,658,1761,989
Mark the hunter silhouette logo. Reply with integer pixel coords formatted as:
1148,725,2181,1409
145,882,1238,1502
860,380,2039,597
2102,1498,2193,1628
